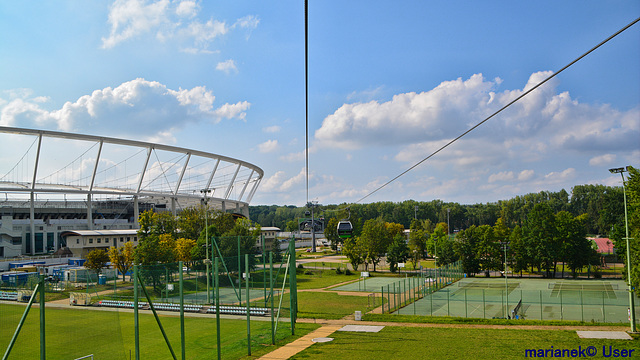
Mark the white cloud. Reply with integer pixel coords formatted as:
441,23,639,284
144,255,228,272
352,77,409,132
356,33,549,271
260,168,307,193
0,79,250,139
101,0,257,52
101,0,171,49
175,0,198,18
263,125,281,133
542,168,576,185
216,59,238,74
518,170,535,181
488,171,514,183
589,154,616,167
258,140,279,153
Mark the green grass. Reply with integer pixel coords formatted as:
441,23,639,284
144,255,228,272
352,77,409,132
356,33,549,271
292,326,640,360
295,269,360,290
286,291,380,319
364,313,626,327
0,303,319,359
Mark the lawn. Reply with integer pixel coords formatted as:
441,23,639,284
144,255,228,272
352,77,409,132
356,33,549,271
0,303,319,359
295,269,360,290
292,326,640,360
278,291,381,319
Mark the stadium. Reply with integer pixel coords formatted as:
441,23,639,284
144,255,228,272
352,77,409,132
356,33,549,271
0,126,264,258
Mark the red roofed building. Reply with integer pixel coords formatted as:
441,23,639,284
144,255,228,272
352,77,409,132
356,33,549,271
589,237,614,254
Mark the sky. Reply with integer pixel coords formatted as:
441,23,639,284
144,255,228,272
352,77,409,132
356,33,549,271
0,1,638,207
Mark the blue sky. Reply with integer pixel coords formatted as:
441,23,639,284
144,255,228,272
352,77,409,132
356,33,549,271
0,1,638,206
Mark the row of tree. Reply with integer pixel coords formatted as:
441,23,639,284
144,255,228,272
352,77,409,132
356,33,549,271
84,208,264,291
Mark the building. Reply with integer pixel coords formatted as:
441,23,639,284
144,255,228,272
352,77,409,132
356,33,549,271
63,229,140,258
255,227,281,253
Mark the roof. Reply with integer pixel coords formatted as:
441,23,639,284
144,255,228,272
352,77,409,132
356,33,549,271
261,227,281,231
60,229,139,237
589,237,614,254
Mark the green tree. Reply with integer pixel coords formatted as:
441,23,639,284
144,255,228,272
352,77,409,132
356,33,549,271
387,234,410,273
324,217,341,251
360,218,391,271
343,236,364,271
454,226,480,276
85,249,110,278
524,202,558,277
108,242,134,281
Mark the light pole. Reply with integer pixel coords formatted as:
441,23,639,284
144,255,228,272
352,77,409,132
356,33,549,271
307,201,318,253
609,166,636,332
500,241,510,318
201,189,212,304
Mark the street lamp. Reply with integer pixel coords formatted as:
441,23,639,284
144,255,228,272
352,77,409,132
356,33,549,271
307,201,319,253
201,189,212,304
609,166,636,332
500,241,510,319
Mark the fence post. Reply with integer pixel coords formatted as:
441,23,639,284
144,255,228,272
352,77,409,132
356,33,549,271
246,253,251,356
581,290,584,323
270,252,275,345
540,290,543,320
465,288,467,318
134,265,139,360
180,262,185,360
483,289,485,319
39,274,45,360
215,257,221,360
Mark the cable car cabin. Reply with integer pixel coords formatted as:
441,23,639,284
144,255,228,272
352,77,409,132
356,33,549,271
337,221,353,239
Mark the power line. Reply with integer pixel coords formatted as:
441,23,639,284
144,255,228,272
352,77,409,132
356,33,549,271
354,16,640,205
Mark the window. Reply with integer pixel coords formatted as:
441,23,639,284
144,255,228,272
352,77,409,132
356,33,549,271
89,239,93,244
127,237,130,242
97,238,101,243
76,239,79,244
105,238,109,243
120,237,124,242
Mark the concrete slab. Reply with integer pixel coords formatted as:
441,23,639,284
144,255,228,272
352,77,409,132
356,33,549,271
338,325,385,333
576,331,633,340
312,337,334,343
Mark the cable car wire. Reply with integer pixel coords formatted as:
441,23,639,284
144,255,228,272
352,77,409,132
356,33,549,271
353,16,640,205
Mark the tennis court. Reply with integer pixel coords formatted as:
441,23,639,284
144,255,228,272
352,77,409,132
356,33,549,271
331,276,417,293
394,278,640,324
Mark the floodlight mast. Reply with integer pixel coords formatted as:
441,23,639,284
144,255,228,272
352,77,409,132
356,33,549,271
609,166,636,333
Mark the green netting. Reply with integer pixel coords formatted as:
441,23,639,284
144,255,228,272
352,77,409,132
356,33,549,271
393,278,640,324
1,236,299,359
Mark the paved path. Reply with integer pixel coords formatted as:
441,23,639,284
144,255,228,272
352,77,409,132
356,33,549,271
257,325,343,360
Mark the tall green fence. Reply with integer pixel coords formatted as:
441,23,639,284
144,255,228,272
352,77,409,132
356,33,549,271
0,236,298,360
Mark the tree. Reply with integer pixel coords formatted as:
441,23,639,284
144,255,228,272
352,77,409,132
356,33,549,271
175,238,197,263
408,228,427,269
108,242,134,281
342,236,364,271
360,218,391,271
454,226,480,276
387,234,410,273
524,202,558,277
324,217,341,251
85,249,110,279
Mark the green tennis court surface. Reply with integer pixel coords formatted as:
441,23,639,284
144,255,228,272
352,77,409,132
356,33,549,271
395,278,640,324
330,276,419,293
165,286,281,304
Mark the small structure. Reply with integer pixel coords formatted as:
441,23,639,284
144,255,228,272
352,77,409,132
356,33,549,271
70,292,92,306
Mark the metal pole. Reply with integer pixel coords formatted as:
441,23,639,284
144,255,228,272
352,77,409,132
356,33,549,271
180,262,185,360
215,258,221,360
3,282,41,360
245,254,251,356
270,252,275,345
134,265,139,360
238,236,242,303
40,274,45,360
622,171,637,332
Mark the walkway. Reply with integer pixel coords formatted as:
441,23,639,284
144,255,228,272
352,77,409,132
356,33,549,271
257,325,343,360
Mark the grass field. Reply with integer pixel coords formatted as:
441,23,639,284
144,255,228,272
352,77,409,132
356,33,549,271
291,326,640,360
0,303,319,359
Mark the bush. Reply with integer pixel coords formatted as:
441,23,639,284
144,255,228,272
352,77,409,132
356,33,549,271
335,266,343,275
297,263,304,269
345,269,352,275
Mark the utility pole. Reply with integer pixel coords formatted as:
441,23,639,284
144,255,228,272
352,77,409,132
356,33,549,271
201,189,212,304
609,166,636,332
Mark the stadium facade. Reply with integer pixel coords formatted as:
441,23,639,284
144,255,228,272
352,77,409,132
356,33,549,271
0,126,263,257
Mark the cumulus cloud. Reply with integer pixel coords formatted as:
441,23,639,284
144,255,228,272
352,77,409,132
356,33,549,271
216,59,238,74
257,140,279,153
262,125,281,133
589,154,616,167
316,72,639,182
101,0,257,52
488,171,514,183
518,170,535,181
260,168,307,193
0,79,250,139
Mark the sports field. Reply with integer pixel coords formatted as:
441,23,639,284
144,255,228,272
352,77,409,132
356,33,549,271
165,286,281,305
395,278,640,323
0,302,316,359
330,276,414,293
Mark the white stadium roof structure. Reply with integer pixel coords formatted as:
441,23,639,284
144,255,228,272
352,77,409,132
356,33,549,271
0,126,264,219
